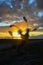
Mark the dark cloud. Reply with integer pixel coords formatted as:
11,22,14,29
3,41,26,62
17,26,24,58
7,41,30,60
36,0,43,9
0,0,43,20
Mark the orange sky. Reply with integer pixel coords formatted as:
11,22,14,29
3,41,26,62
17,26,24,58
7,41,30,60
0,21,34,32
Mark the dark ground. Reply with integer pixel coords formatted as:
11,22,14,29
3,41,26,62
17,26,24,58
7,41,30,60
0,39,43,65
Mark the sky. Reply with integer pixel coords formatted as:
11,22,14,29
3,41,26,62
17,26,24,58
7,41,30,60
29,0,43,17
0,0,13,8
0,0,43,26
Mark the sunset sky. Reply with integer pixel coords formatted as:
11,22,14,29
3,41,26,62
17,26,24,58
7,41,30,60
0,0,43,39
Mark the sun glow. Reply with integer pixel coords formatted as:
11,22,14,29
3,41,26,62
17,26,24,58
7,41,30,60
11,29,43,39
0,30,43,39
12,32,21,39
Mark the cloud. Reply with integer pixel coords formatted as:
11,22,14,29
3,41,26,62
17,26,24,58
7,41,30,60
0,0,43,27
28,0,37,8
0,0,14,8
36,0,43,9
